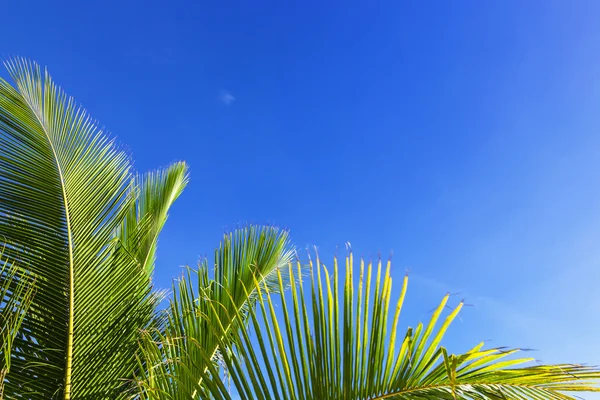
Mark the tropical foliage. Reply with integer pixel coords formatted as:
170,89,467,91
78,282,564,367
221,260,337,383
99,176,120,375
0,59,598,399
0,59,188,398
134,225,294,399
138,253,600,400
0,254,34,397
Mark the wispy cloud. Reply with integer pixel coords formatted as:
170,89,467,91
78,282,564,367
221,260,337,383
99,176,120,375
220,90,235,106
409,273,556,343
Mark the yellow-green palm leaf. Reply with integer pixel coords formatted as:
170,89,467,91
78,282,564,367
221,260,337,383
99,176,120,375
192,253,600,399
135,225,294,399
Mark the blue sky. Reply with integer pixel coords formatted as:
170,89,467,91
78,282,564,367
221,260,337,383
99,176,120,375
3,0,600,394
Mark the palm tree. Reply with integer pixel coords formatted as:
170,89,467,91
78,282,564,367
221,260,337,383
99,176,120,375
0,59,189,398
0,59,599,399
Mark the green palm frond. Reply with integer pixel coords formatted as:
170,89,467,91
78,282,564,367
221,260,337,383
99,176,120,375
193,253,600,400
0,251,35,398
119,162,189,276
0,59,187,399
136,225,294,399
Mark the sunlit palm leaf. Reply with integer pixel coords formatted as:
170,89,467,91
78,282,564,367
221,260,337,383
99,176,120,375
119,162,189,277
0,59,187,399
136,225,294,399
195,253,600,399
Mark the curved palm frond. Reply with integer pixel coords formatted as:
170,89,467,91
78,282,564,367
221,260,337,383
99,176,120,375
192,253,600,400
0,59,187,399
135,225,294,399
119,162,189,277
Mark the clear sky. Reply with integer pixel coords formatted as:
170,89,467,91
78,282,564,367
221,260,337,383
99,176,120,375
3,0,600,394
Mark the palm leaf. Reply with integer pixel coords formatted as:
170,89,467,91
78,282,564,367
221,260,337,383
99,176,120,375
118,162,189,277
195,252,600,399
0,59,187,398
0,251,35,398
135,225,294,399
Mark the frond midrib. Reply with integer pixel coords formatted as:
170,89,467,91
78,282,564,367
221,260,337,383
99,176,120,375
25,95,75,400
369,380,592,399
190,267,279,398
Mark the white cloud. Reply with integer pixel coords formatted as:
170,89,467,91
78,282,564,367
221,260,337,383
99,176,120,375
220,90,235,106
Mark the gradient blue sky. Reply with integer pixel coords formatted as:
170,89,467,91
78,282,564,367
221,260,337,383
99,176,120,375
3,0,600,393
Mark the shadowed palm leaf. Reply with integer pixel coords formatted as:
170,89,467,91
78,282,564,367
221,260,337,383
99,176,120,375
188,253,600,399
0,59,188,399
0,252,35,398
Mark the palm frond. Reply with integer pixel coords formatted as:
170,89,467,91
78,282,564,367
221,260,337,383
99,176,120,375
0,250,35,398
0,59,185,398
119,162,189,276
195,253,600,400
136,225,294,399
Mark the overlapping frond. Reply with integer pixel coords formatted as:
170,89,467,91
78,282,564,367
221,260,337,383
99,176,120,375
0,59,186,399
135,225,294,399
0,251,34,398
193,253,600,400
